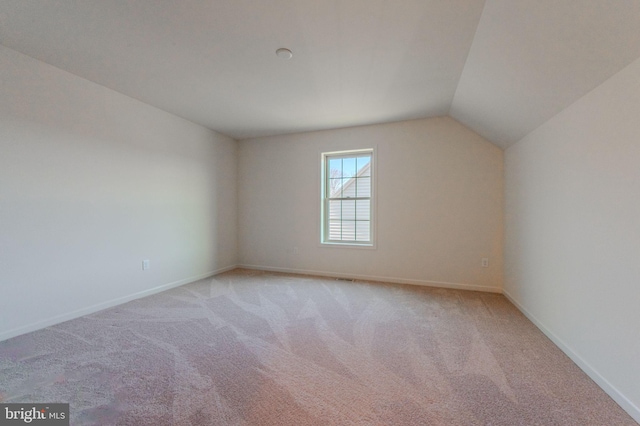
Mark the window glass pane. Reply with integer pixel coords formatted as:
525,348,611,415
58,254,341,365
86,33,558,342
356,200,370,220
342,200,356,220
356,177,370,197
342,157,356,177
356,221,370,241
329,158,342,178
341,177,356,198
342,220,356,240
329,178,342,197
357,156,371,176
329,200,341,220
329,220,341,240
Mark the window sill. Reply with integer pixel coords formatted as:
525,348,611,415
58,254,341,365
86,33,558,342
320,241,377,250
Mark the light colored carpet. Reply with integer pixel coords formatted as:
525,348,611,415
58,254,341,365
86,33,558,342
0,269,636,425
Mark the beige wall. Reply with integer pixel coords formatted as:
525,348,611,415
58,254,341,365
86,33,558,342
504,57,640,421
0,46,238,340
238,117,503,291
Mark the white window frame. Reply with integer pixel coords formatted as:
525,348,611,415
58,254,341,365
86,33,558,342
320,148,376,248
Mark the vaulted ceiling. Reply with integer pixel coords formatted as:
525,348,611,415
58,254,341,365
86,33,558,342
2,0,640,147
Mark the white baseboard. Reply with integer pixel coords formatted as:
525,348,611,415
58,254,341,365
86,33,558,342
503,289,640,424
238,264,502,293
0,264,237,343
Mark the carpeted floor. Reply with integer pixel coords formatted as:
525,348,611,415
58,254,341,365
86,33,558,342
0,269,636,425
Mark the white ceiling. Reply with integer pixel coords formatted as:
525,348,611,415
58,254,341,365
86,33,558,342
451,0,640,147
1,1,640,147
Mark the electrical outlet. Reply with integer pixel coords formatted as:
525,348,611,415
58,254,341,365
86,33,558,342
142,259,150,270
481,258,489,268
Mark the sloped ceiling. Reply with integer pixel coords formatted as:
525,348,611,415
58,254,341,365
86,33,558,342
1,0,640,147
450,0,640,147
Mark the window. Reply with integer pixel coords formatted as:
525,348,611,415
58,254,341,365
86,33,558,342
321,149,374,246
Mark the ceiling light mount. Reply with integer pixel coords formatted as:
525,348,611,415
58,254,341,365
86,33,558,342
276,48,293,59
